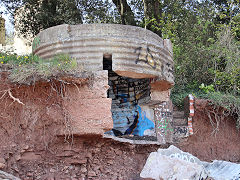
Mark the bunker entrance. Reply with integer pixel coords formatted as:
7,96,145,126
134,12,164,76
103,57,157,141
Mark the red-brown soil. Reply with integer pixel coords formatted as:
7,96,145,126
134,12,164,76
177,99,240,162
0,72,239,179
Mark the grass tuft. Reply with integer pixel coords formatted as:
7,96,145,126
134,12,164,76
0,52,84,84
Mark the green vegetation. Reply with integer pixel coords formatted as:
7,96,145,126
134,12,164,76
0,53,79,84
166,1,240,128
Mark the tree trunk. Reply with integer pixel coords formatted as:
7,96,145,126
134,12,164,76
143,0,149,29
112,0,136,25
143,0,162,37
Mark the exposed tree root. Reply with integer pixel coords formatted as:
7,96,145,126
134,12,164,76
206,105,228,137
8,89,25,105
0,89,25,105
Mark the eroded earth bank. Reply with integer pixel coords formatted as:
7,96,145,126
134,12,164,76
0,72,239,180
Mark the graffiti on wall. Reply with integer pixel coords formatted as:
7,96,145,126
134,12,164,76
161,62,174,81
110,76,150,105
107,71,155,137
135,46,156,69
132,105,154,136
114,105,155,136
134,45,174,82
173,126,188,136
111,104,155,137
154,101,173,143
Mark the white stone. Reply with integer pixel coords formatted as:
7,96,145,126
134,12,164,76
140,145,208,180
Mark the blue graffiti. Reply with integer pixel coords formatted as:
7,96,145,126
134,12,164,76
110,105,155,137
124,110,139,135
132,105,155,136
118,94,129,103
106,71,154,137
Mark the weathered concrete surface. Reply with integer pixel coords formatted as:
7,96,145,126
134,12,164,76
203,160,240,180
140,145,208,180
141,145,240,180
62,98,112,136
61,70,113,136
33,24,174,89
103,134,160,145
31,24,175,139
141,155,207,180
155,101,174,144
150,89,170,103
64,71,109,99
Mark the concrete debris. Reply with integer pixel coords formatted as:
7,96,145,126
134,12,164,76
0,170,21,180
103,134,160,145
140,145,208,180
203,160,240,180
141,145,240,180
140,154,207,180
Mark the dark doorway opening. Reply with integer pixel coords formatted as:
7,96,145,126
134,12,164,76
103,57,112,71
103,55,156,142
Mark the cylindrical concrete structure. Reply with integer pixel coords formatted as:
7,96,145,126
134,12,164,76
33,24,174,89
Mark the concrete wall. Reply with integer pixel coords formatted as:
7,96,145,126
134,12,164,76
0,16,6,46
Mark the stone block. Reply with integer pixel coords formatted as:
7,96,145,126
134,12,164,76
154,101,173,144
60,98,113,136
140,153,207,180
140,145,208,180
150,89,170,103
